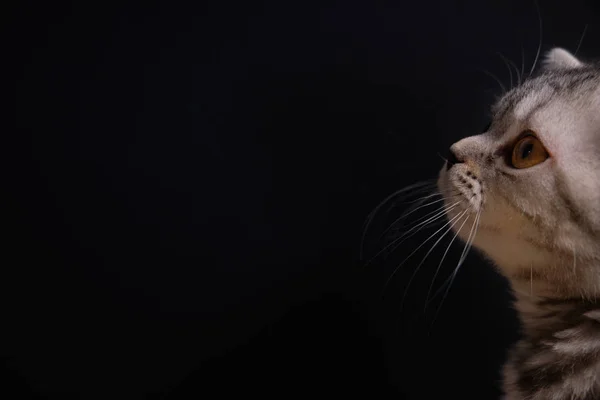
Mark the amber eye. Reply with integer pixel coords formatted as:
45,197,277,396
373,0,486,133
510,133,549,169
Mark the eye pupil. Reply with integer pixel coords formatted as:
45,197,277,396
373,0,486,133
521,142,533,159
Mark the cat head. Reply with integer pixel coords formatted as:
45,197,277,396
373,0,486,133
438,48,600,299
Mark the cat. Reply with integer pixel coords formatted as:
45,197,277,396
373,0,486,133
437,47,600,399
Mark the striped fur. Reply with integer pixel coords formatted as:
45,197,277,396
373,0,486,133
503,294,600,400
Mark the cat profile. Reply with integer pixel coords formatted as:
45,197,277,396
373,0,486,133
438,47,600,399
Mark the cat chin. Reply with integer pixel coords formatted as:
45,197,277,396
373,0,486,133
472,230,600,299
469,230,551,272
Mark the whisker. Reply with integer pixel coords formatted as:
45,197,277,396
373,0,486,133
458,208,482,268
378,194,445,240
481,69,507,94
382,186,444,221
530,261,533,298
428,209,481,305
396,195,461,232
382,209,466,296
424,208,472,311
520,45,525,83
507,57,522,87
386,200,461,245
364,182,436,228
398,194,447,218
397,186,442,205
431,208,482,325
362,181,436,223
575,24,588,56
365,201,460,267
400,209,470,311
360,180,436,260
425,210,477,307
497,52,514,89
528,0,543,77
402,191,443,206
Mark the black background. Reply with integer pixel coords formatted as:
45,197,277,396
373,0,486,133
8,1,600,399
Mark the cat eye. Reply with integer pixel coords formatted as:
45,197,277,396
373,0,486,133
510,133,549,169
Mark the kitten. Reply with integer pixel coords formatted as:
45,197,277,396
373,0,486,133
438,48,600,400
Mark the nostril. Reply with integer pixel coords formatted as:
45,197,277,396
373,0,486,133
446,148,462,170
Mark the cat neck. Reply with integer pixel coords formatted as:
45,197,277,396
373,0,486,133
506,258,600,307
511,288,600,339
503,290,600,400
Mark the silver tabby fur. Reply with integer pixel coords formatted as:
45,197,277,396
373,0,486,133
438,48,600,399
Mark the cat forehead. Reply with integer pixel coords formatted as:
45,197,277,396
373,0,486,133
492,67,600,123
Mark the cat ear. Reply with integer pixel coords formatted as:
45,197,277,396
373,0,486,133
542,48,584,71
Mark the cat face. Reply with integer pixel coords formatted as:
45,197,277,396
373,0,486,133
438,48,600,297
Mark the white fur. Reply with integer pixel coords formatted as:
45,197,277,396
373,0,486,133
543,47,583,70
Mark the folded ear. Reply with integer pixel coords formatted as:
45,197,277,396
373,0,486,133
542,47,584,71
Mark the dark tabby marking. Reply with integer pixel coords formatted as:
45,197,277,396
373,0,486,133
505,296,600,400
